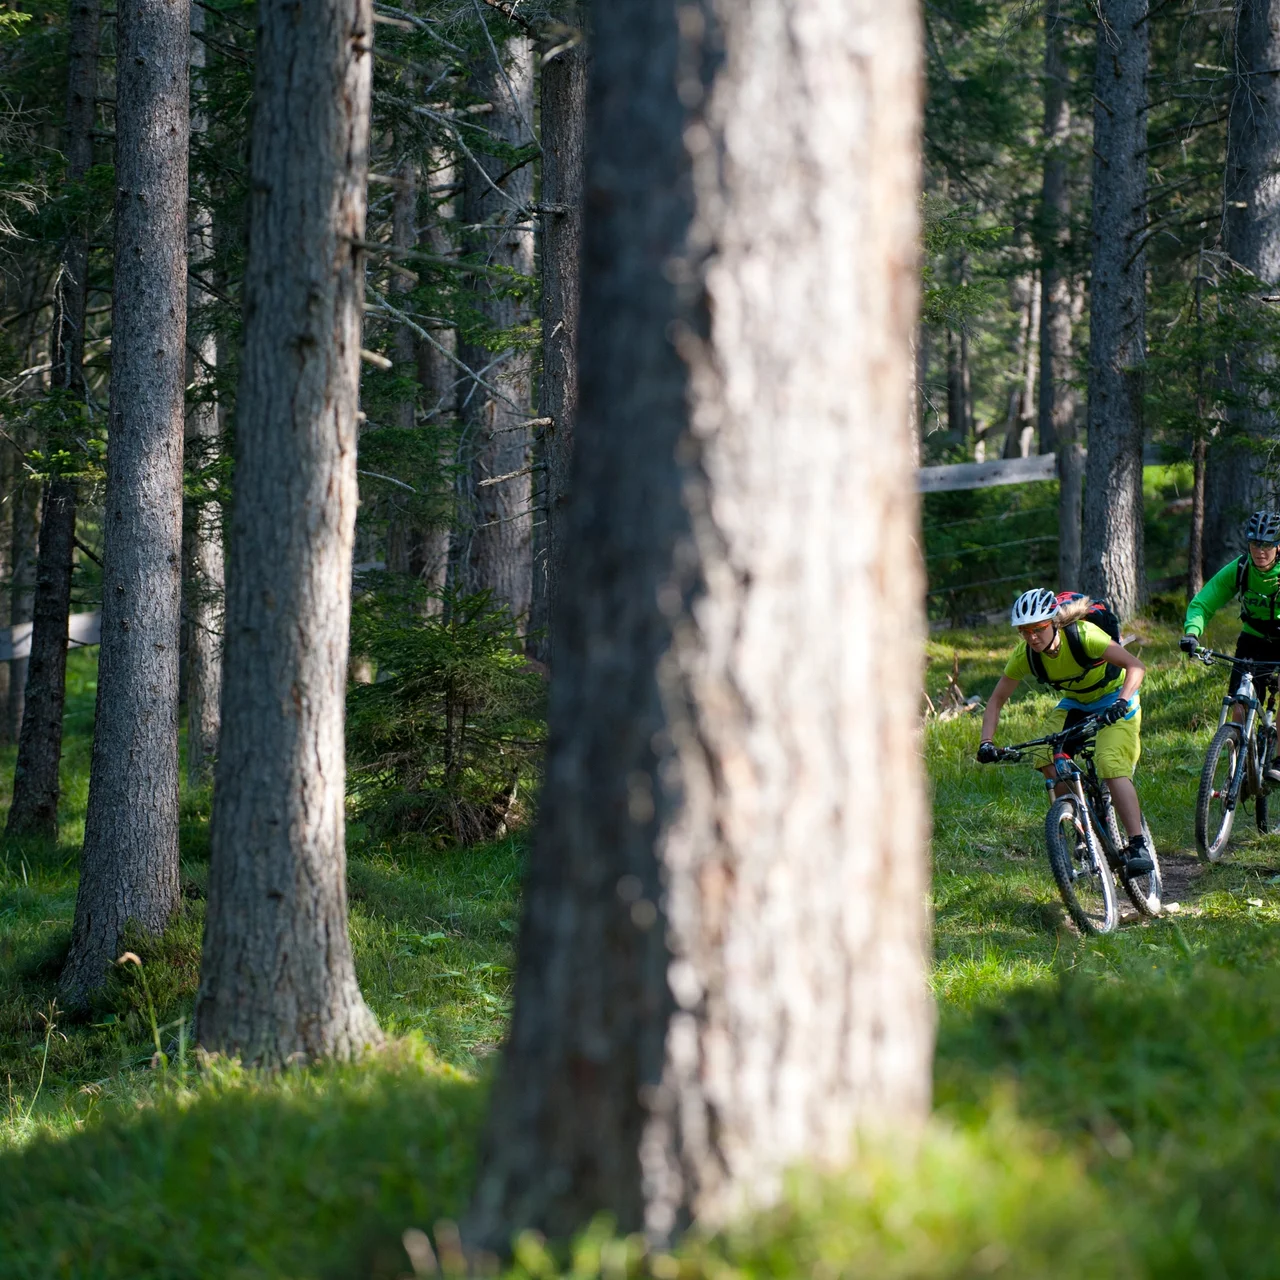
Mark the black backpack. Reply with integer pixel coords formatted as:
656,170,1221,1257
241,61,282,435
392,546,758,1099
1025,592,1122,694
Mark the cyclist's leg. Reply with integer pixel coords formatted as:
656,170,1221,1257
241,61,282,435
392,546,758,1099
1105,776,1142,836
1247,634,1280,780
1098,705,1143,836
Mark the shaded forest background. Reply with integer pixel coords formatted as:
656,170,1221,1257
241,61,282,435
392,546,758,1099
2,0,1277,752
2,2,1280,1273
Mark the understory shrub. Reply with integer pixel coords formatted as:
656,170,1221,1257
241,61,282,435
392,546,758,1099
347,582,545,846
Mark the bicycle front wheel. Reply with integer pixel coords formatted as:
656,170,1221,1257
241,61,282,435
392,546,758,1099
1196,723,1242,862
1046,796,1119,935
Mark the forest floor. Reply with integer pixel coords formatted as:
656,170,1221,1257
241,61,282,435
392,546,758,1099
2,619,1280,1276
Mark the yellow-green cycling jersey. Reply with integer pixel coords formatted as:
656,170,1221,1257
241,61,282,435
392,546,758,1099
1003,619,1127,708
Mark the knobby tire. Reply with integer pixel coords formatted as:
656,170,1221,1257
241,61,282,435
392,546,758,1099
1257,727,1279,836
1196,723,1242,862
1046,795,1119,935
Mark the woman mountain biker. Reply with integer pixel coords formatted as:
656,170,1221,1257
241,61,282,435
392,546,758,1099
1181,509,1280,783
977,587,1153,877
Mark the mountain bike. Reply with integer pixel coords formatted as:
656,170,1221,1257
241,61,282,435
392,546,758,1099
1191,647,1280,861
993,716,1162,934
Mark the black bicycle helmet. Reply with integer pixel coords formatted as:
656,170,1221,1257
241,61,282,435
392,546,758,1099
1246,510,1280,545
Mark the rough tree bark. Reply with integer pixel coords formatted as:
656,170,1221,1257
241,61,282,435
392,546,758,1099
1038,0,1082,589
183,0,223,789
1001,273,1039,459
195,0,382,1066
8,0,99,836
0,449,12,740
1189,261,1209,596
60,0,189,1003
392,128,417,434
385,106,426,580
1205,0,1280,567
527,22,586,667
1081,0,1147,619
7,473,38,743
6,486,76,839
416,146,457,608
466,0,930,1249
454,35,535,624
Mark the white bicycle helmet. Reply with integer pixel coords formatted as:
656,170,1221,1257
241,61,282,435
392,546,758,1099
1010,587,1059,628
1246,510,1280,545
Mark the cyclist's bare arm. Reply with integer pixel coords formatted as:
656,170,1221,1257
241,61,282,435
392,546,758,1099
1102,642,1144,703
980,675,1021,743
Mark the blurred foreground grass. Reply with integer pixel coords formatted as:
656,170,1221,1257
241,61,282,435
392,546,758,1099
3,621,1280,1275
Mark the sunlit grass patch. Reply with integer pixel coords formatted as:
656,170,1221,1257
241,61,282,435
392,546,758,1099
505,1108,1136,1280
6,613,1280,1275
0,1038,485,1280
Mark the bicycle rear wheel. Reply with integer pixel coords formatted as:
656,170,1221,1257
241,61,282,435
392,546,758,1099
1121,818,1162,917
1046,796,1119,935
1196,724,1242,862
1257,728,1279,835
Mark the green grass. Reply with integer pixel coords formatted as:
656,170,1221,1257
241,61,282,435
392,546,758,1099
0,650,514,1276
6,620,1280,1275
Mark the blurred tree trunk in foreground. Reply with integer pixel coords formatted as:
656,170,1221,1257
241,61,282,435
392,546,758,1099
467,0,931,1250
195,0,382,1066
1082,0,1148,618
62,0,189,1003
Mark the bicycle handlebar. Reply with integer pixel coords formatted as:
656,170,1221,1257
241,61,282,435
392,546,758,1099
1190,646,1280,670
991,714,1102,763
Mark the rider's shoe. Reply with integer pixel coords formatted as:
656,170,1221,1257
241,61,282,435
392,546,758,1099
1123,835,1154,877
1266,759,1280,786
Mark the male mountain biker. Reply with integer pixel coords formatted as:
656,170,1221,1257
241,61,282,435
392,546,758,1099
977,587,1153,876
1181,509,1280,783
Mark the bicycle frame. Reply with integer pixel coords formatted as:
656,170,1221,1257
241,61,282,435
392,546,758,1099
998,720,1117,867
1198,649,1280,810
1044,744,1125,866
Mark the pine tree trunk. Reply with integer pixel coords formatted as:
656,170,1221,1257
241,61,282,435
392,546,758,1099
0,450,12,742
7,474,38,743
467,0,930,1247
61,0,189,1003
6,481,76,839
195,0,382,1066
527,29,586,667
392,133,417,434
1204,0,1280,568
416,146,458,610
10,0,99,833
1002,273,1038,459
946,326,964,441
385,115,424,578
1037,0,1082,588
183,0,223,789
455,36,535,624
1081,0,1147,619
1190,434,1207,594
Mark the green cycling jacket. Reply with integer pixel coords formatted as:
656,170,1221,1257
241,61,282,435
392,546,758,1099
1184,556,1280,639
